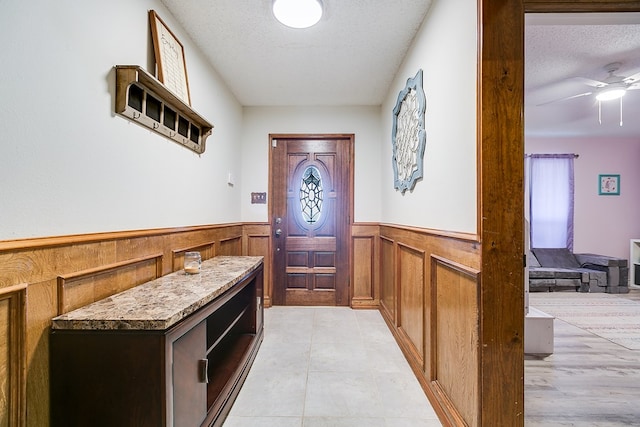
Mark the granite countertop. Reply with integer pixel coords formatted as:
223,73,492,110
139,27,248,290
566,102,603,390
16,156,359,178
51,256,263,331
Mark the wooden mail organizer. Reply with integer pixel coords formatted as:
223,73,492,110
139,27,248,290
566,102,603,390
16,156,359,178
50,256,264,427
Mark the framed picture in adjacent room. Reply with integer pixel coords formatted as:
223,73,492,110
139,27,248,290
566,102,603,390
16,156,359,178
598,174,620,195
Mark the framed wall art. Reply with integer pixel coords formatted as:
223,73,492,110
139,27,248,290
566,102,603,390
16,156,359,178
598,174,620,195
149,10,191,105
391,69,426,193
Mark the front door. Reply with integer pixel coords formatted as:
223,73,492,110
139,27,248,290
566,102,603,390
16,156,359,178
270,134,352,306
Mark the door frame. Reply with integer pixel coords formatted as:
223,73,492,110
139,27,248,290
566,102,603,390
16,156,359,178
477,2,640,424
268,133,354,306
482,1,640,425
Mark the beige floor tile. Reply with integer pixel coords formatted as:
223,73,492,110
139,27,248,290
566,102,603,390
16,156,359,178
303,416,386,427
223,416,302,427
223,307,442,426
228,369,307,417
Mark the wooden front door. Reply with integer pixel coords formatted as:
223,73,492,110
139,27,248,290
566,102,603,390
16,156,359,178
270,134,352,306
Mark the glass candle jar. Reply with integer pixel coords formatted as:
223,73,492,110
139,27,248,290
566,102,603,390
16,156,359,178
184,251,202,274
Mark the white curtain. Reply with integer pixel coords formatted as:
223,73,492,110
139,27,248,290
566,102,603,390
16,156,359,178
526,154,575,250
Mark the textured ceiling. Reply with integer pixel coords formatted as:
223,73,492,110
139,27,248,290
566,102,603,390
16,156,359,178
161,0,432,106
526,13,640,138
158,4,640,138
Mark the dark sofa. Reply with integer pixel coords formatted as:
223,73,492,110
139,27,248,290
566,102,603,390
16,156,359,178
528,248,629,294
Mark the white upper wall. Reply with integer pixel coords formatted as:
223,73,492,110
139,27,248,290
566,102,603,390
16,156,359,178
380,0,478,233
526,137,640,260
0,0,478,240
0,0,243,240
240,106,382,223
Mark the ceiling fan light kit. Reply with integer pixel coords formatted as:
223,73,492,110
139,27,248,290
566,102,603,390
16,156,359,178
595,85,626,101
536,61,640,127
272,0,323,29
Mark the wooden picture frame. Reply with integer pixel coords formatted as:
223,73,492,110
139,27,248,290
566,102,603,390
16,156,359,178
149,10,191,105
598,174,620,195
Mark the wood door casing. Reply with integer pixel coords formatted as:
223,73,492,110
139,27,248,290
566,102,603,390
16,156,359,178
270,135,352,306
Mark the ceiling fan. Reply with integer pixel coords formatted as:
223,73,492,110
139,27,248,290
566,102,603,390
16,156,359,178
539,62,640,106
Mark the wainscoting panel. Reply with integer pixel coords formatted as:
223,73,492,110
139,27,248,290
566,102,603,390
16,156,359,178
219,235,242,255
398,243,425,366
379,235,396,323
352,236,375,307
57,254,163,315
351,223,380,308
378,224,480,427
171,241,215,272
430,255,481,427
243,223,271,307
0,283,26,427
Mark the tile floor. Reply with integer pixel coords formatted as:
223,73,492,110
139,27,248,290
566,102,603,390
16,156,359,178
223,306,442,427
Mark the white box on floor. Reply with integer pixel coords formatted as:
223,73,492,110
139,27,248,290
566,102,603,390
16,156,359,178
525,307,554,354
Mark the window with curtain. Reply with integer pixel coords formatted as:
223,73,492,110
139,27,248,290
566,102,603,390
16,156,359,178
526,154,575,250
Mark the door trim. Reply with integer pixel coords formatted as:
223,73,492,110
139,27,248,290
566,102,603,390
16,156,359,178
268,134,354,306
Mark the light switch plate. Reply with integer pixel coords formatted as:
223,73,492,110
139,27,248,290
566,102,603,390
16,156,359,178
251,192,267,204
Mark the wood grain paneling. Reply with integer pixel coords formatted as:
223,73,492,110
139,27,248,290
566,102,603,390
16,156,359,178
430,256,480,427
351,223,379,308
57,254,163,315
171,241,215,272
0,284,26,427
379,236,396,324
25,279,55,427
352,236,375,306
0,296,11,427
397,243,425,366
243,224,271,307
479,0,525,425
378,224,480,427
219,235,242,256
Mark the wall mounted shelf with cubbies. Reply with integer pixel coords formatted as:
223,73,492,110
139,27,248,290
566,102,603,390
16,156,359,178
115,65,213,154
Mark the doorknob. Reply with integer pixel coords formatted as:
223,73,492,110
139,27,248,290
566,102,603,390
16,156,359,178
275,228,282,237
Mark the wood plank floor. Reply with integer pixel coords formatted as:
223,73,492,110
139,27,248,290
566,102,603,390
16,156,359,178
525,288,640,426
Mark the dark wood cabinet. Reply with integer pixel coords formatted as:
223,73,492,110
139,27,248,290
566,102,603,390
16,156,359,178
50,260,263,427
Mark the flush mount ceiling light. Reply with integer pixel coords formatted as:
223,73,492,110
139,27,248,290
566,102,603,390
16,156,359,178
273,0,323,29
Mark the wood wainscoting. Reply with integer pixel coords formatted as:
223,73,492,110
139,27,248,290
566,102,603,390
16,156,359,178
0,283,26,427
0,222,269,427
5,220,490,426
351,223,380,309
352,223,482,426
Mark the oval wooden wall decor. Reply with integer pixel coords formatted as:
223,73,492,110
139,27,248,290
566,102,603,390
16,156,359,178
392,69,427,193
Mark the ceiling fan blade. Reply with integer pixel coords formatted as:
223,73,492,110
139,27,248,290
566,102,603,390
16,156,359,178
624,71,640,84
627,83,640,91
536,91,592,106
573,77,607,88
